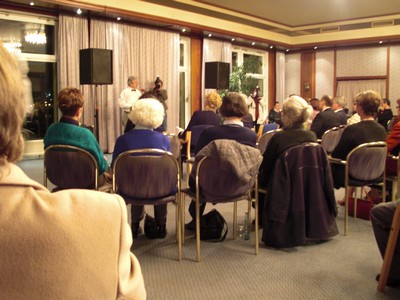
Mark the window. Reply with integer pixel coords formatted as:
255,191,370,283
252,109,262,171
179,37,191,128
231,47,266,96
0,11,56,139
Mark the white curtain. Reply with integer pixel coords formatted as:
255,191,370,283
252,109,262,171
58,15,90,123
336,79,386,109
275,51,286,103
58,15,180,152
202,39,232,105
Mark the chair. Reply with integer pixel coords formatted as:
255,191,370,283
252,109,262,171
181,139,262,262
262,143,338,248
257,128,281,155
44,144,102,191
257,123,279,141
329,142,387,235
321,126,345,154
183,124,214,183
377,203,400,292
112,148,182,260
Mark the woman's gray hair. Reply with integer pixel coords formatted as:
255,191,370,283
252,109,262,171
281,95,313,128
129,98,164,129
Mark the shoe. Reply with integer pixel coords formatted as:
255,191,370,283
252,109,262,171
185,220,196,231
158,225,167,239
375,273,400,287
132,223,142,239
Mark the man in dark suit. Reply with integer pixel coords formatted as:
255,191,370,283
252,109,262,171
332,95,348,125
310,95,341,139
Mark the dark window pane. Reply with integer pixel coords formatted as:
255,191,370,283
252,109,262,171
179,43,184,67
24,62,56,139
243,54,262,74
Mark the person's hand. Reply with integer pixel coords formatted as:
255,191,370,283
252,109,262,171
103,172,112,183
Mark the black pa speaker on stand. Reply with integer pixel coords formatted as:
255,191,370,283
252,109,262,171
79,48,113,140
205,62,230,89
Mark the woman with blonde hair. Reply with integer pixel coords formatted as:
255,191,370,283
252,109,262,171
178,91,222,140
0,43,146,299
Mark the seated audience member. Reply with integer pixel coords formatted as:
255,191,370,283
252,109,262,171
371,201,400,287
347,100,361,125
241,112,254,129
268,101,283,128
178,91,222,140
310,95,340,139
44,87,110,185
0,42,146,299
331,90,387,190
332,95,348,125
124,91,157,133
258,95,317,222
112,98,171,239
185,92,258,230
377,98,393,131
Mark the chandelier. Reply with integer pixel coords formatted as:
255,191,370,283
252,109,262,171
24,24,47,45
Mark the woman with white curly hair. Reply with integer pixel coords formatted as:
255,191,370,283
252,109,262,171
112,98,171,239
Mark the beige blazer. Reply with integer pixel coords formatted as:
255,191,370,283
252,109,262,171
0,163,146,300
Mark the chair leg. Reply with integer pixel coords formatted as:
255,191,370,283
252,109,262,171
176,195,182,261
254,188,259,255
378,205,400,291
344,186,349,236
180,191,185,244
233,202,237,239
196,198,201,262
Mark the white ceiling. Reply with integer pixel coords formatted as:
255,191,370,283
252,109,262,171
198,0,400,28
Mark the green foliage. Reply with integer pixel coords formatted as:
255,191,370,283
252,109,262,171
218,55,262,98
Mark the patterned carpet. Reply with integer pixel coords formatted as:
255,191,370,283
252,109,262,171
18,158,400,299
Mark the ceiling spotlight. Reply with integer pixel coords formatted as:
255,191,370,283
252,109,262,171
252,42,255,46
30,2,34,6
77,8,82,15
117,17,121,21
314,46,318,50
231,38,235,42
286,49,290,52
269,45,274,49
208,33,212,37
182,28,186,33
379,41,383,44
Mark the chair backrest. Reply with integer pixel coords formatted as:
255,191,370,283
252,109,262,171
44,144,98,189
347,142,387,181
112,149,179,200
194,140,262,202
257,123,279,140
186,124,214,159
257,128,281,154
321,126,344,153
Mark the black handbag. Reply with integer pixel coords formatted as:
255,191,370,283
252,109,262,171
200,209,228,242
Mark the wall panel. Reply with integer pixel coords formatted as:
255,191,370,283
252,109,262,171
389,45,400,107
285,53,301,98
315,50,334,98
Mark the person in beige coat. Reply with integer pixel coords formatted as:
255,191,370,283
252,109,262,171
0,42,146,299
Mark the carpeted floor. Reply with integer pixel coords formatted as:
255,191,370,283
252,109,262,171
18,157,400,299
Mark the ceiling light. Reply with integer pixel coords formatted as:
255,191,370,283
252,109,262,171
270,45,274,49
252,42,255,46
286,49,290,52
379,41,383,44
182,28,186,33
314,46,318,50
77,8,82,15
117,17,121,21
29,2,34,6
231,38,235,42
208,33,212,37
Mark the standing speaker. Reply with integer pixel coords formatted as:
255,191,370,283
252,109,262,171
205,62,230,89
79,48,113,85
